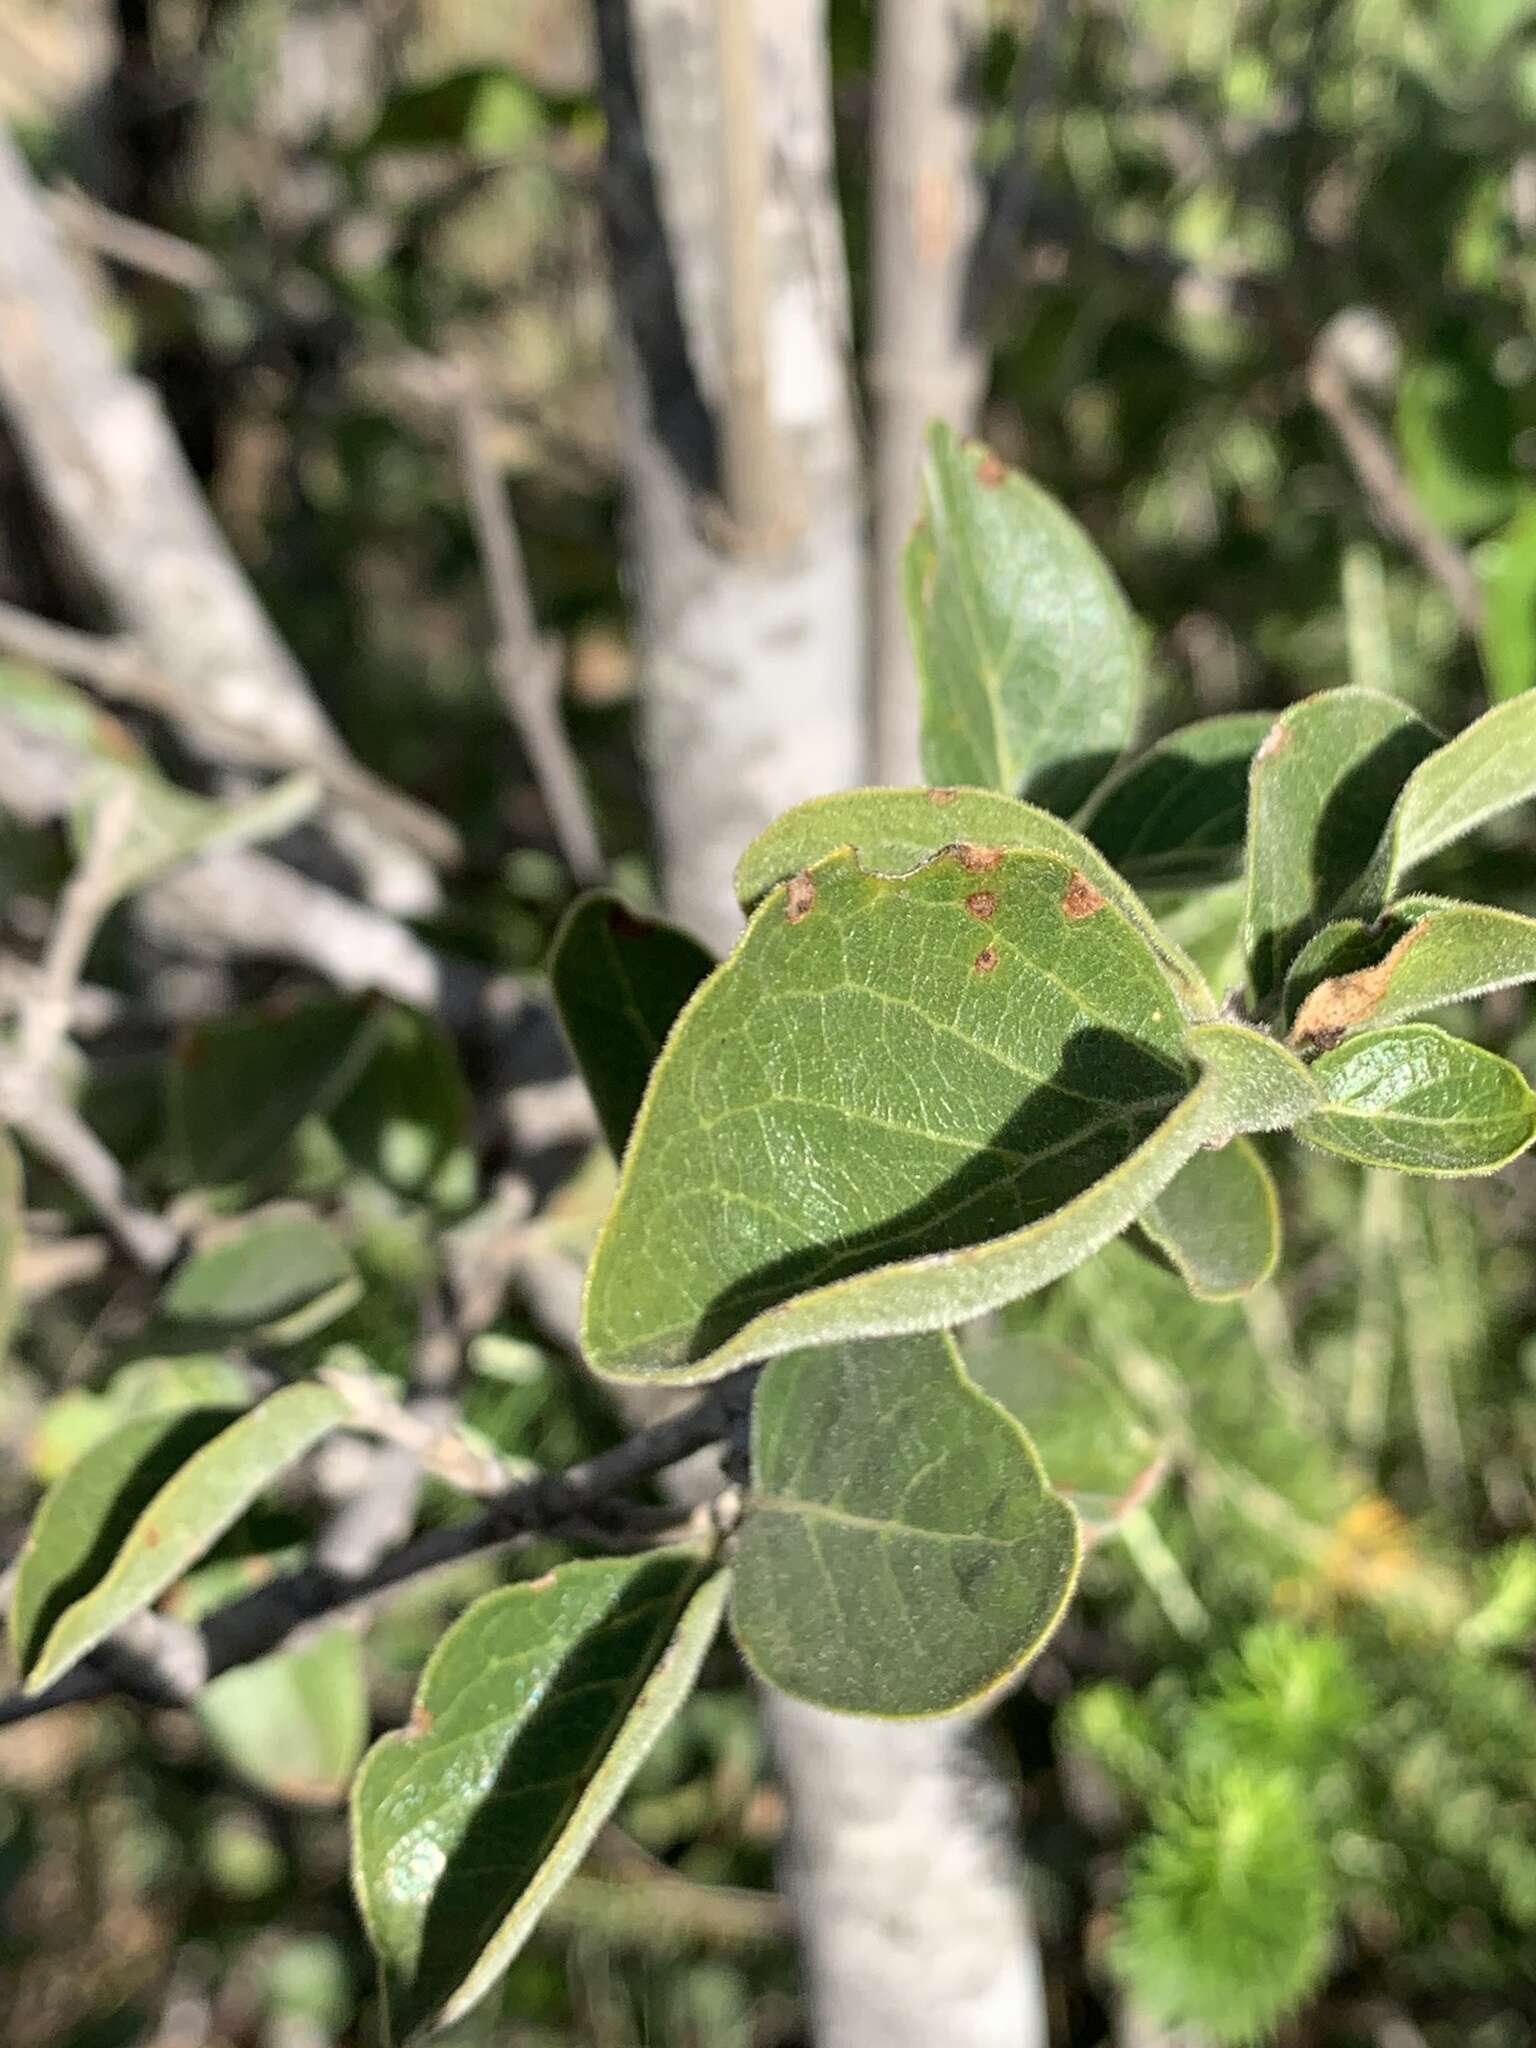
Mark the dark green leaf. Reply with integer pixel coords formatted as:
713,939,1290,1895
169,1000,383,1187
1396,352,1518,539
1079,713,1274,889
1352,695,1536,901
16,1383,344,1692
198,1632,368,1806
1242,689,1439,1003
582,846,1319,1385
331,1007,477,1207
1138,1139,1281,1301
549,894,716,1155
352,1551,726,2038
908,423,1143,813
731,1332,1079,1715
1299,1024,1536,1174
1479,500,1536,702
160,1216,360,1344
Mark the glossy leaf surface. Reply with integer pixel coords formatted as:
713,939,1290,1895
352,1552,725,2038
1299,1024,1536,1174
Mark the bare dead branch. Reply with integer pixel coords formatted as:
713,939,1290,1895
0,126,458,880
447,373,606,885
867,0,989,780
0,597,461,869
0,1076,179,1269
1308,336,1485,638
0,1375,747,1730
48,184,228,295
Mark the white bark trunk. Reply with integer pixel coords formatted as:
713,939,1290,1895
868,0,989,783
596,7,1047,2044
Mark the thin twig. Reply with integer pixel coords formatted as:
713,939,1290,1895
0,1080,178,1269
0,1375,747,1730
49,184,227,295
1308,340,1485,637
448,373,606,884
0,597,461,869
17,779,135,1072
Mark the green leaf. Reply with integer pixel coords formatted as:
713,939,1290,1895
352,1551,726,2039
549,894,716,1155
0,1128,21,1365
730,1331,1079,1716
1242,689,1439,1004
733,784,1214,1014
330,1008,477,1207
1353,695,1536,901
198,1632,368,1806
1299,1023,1536,1175
1288,898,1536,1047
360,66,563,157
581,845,1319,1385
17,1383,344,1693
1396,351,1518,540
962,1324,1165,1539
908,423,1143,814
169,1000,384,1187
159,1216,360,1344
75,771,319,907
1137,1138,1281,1301
1478,499,1536,703
12,1406,236,1673
1078,713,1274,890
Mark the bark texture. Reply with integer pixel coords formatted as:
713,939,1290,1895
868,0,989,782
596,6,1046,2043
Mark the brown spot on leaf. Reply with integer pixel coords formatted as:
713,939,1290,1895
928,787,959,806
1255,719,1290,763
957,842,1003,873
973,945,1000,975
785,871,817,923
966,890,999,920
975,450,1007,488
408,1703,435,1738
1062,871,1108,921
141,1526,162,1550
1288,921,1432,1049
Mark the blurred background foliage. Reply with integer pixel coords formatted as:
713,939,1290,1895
3,0,1536,2043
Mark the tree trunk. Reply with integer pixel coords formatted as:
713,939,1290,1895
868,0,989,783
595,5,1047,2043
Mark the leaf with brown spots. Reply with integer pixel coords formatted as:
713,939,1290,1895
966,890,999,920
582,846,1319,1385
906,423,1143,814
733,784,1215,1015
1286,899,1536,1046
1063,872,1108,921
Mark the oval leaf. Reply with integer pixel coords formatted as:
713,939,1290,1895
733,784,1213,1013
908,423,1142,814
1289,898,1536,1048
1243,689,1440,1005
1299,1023,1536,1175
1078,713,1274,890
330,1007,477,1207
159,1216,360,1344
352,1551,726,2039
169,1000,384,1187
731,1331,1079,1717
198,1630,369,1806
20,1382,344,1694
1137,1138,1281,1301
581,846,1319,1386
961,1321,1165,1539
549,894,716,1155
